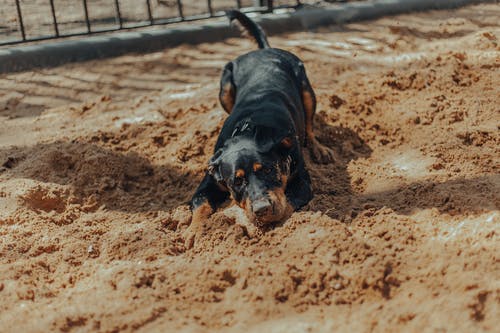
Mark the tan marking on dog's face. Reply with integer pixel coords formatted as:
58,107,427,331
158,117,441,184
265,187,293,223
253,162,262,172
235,169,245,178
276,158,290,188
241,185,294,228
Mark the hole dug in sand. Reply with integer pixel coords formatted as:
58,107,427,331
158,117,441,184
21,185,70,214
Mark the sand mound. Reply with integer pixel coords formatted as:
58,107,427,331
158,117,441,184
0,4,498,332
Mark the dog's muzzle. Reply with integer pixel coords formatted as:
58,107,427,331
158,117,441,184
251,198,273,218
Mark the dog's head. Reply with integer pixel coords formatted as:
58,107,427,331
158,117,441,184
208,134,295,226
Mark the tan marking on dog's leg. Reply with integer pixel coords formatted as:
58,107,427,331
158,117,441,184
303,90,316,146
280,174,288,186
302,89,336,164
220,83,235,114
183,201,213,249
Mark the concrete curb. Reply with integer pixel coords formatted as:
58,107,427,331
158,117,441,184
0,0,495,73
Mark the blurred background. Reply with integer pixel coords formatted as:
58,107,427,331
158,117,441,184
0,0,351,46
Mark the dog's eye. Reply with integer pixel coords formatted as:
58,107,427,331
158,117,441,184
264,167,272,174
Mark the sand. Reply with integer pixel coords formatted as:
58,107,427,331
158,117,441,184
0,3,499,332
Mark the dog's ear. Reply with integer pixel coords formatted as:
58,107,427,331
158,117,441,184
208,148,224,183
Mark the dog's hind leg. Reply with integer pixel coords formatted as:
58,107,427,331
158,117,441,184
219,62,236,114
299,64,336,164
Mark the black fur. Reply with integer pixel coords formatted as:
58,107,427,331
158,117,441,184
191,10,314,224
226,10,270,49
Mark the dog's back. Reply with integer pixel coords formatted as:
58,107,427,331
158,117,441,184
222,10,308,144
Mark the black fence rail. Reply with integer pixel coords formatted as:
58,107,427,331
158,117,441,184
1,0,307,47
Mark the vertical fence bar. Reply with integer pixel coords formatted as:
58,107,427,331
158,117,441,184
49,0,59,36
82,0,91,33
3,0,302,47
15,0,26,40
176,0,184,20
114,0,123,28
267,0,274,12
146,0,154,24
207,0,213,16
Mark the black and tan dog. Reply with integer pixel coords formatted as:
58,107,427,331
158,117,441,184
185,10,333,246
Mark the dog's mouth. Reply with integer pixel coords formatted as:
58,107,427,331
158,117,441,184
242,189,292,227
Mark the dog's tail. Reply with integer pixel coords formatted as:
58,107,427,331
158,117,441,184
226,10,270,49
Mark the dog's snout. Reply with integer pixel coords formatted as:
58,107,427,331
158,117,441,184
252,199,272,217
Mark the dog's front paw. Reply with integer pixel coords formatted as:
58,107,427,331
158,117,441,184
182,224,202,249
309,137,336,164
183,202,213,249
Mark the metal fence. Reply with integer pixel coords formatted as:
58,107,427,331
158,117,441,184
1,0,306,47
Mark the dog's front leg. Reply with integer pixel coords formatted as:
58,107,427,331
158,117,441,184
184,173,229,249
285,163,313,211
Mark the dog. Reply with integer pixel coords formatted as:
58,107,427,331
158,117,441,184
184,10,334,247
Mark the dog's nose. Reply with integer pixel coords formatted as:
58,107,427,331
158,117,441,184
252,199,272,217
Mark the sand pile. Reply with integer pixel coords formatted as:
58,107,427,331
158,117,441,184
0,3,498,332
